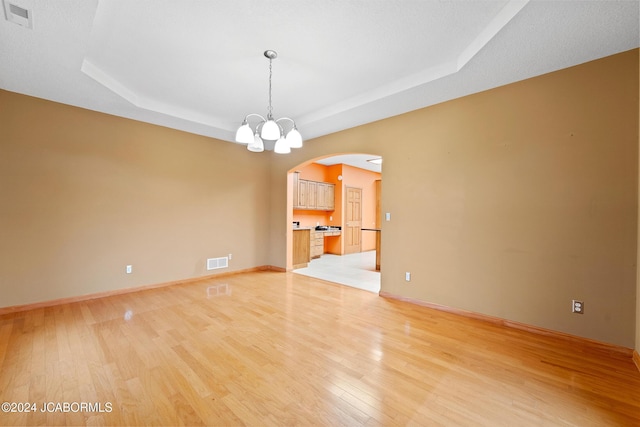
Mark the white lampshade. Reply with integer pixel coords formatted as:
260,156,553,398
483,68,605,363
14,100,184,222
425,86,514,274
261,119,280,140
274,136,291,154
235,123,253,144
247,133,264,152
286,128,303,148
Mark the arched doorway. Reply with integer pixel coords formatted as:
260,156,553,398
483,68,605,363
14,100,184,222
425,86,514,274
286,153,382,293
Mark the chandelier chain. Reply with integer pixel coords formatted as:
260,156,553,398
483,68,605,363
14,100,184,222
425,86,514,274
267,58,273,119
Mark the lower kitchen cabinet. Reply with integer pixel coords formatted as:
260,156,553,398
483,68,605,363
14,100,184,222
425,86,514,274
310,230,341,259
293,229,310,268
310,230,324,259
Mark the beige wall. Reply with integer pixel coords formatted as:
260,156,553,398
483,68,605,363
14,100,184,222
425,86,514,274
1,90,271,307
271,49,639,348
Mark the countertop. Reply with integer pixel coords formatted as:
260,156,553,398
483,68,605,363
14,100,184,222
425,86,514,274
293,227,342,233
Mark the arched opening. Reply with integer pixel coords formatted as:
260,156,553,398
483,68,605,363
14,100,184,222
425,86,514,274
286,153,382,293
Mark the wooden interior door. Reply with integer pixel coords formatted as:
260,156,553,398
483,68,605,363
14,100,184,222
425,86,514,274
344,187,362,254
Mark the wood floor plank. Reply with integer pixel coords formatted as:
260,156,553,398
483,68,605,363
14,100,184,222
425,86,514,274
1,271,639,426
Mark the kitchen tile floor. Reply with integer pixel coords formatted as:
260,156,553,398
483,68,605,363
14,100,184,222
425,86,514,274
292,250,381,293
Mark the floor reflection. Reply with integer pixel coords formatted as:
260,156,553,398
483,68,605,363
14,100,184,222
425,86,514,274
207,283,231,297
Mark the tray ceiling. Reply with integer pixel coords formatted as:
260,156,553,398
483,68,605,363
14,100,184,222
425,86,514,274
1,0,638,144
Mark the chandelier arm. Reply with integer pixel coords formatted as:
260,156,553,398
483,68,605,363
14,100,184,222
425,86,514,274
275,117,296,125
275,117,297,132
243,113,267,124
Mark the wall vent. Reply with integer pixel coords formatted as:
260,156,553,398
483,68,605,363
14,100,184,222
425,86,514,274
207,256,229,271
3,1,33,29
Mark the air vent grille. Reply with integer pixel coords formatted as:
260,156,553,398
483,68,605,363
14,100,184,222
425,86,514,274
207,257,229,271
3,1,33,28
9,3,26,18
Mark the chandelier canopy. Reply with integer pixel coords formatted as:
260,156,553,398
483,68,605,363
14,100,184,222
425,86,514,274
235,50,303,154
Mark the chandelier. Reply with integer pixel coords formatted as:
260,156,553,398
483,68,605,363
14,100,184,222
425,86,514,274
234,50,303,154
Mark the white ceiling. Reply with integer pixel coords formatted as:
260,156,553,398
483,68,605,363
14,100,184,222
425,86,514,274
1,0,638,155
315,154,382,173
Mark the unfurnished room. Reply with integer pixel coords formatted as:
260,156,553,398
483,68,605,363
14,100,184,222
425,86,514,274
1,1,640,426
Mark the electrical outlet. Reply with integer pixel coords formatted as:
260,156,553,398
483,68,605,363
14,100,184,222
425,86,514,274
228,253,232,260
572,300,584,314
126,265,132,274
405,272,411,282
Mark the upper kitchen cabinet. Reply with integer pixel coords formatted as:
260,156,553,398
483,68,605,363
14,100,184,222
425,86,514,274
293,172,335,211
318,182,334,211
307,180,317,209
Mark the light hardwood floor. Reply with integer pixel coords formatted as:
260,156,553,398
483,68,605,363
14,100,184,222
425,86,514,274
1,271,639,426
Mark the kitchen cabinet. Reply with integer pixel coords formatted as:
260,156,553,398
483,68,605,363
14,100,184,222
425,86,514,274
316,182,325,210
293,173,335,211
293,228,310,269
296,178,308,209
307,181,317,209
315,182,335,210
310,230,324,259
310,229,341,259
324,183,335,210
